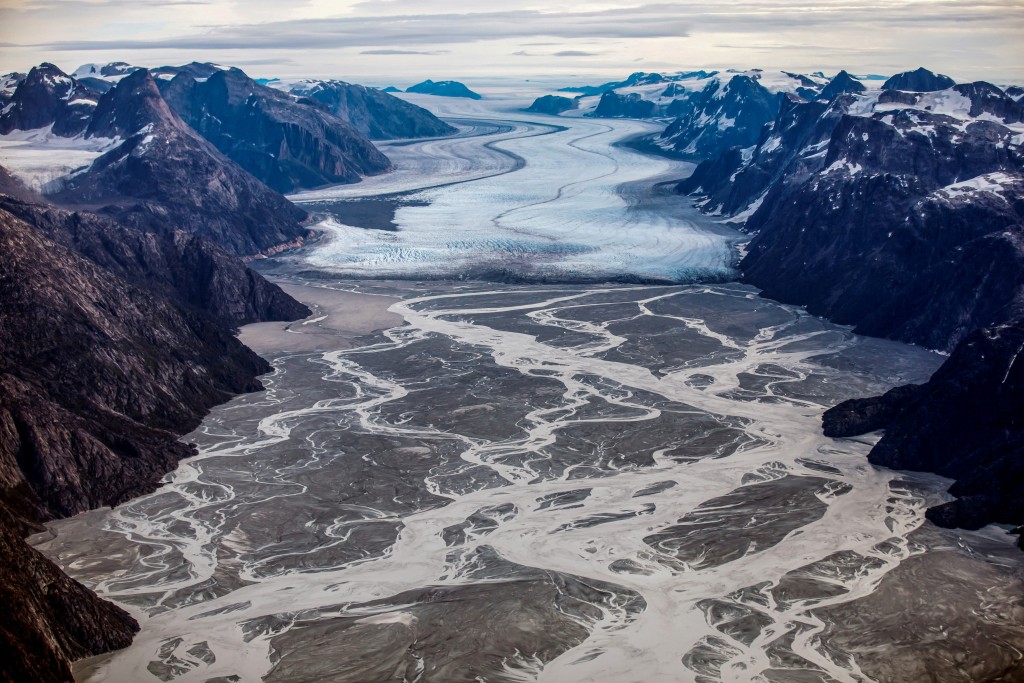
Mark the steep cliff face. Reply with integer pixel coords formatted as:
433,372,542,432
0,196,309,327
823,319,1024,542
159,68,392,193
0,502,138,683
281,79,455,140
0,199,309,680
0,205,275,518
44,69,310,256
680,80,1024,351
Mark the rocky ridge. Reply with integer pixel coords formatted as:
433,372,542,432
275,79,455,140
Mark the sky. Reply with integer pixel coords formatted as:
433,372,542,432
1,0,1023,87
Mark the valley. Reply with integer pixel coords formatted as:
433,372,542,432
30,93,1024,683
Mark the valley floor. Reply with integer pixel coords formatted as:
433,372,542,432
34,92,1024,683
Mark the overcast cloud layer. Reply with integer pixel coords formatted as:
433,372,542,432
1,0,1022,85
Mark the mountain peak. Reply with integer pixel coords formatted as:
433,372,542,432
86,68,181,139
883,67,956,92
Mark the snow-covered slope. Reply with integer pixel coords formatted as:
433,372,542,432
680,77,1024,350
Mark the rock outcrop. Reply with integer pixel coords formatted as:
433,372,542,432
823,319,1024,543
526,94,578,115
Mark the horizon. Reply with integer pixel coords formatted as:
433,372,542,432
2,1,1023,85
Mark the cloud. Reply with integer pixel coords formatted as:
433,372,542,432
22,1,1024,56
28,7,692,51
359,49,448,55
553,50,600,57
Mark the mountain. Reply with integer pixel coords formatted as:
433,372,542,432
159,68,392,192
823,318,1024,544
0,71,26,107
0,195,309,328
0,63,99,137
592,91,657,118
526,94,578,115
660,73,787,158
815,70,866,101
680,80,1024,351
70,62,143,94
0,196,310,679
558,70,718,97
37,68,311,255
381,86,402,93
276,79,455,140
406,79,482,99
883,67,957,92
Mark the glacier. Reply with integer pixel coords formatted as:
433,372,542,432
287,93,741,283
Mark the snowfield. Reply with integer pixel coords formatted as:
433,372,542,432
291,93,740,283
0,125,117,191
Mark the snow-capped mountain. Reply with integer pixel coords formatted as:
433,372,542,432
681,70,1024,351
0,63,100,137
0,64,310,255
656,71,821,157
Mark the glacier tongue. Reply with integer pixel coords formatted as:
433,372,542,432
290,95,741,283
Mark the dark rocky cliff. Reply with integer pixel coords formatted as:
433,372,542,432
0,205,275,518
0,199,309,679
823,319,1024,544
160,68,392,193
0,196,308,328
0,502,138,683
592,91,657,118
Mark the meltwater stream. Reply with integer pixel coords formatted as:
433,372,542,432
41,280,974,683
38,94,1024,683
